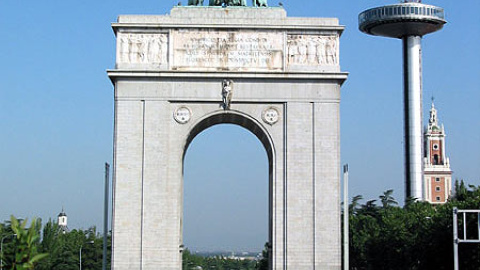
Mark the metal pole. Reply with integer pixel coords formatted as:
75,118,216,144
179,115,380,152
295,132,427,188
478,212,480,241
80,241,94,270
1,234,16,270
79,246,82,270
103,162,110,270
453,207,459,270
1,236,5,270
402,35,424,201
343,164,349,270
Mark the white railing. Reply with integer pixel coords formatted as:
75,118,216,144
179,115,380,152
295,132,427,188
453,208,480,270
359,3,445,26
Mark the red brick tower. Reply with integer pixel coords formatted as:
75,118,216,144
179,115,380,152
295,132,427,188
423,102,452,204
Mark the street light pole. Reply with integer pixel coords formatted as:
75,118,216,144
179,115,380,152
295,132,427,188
343,164,349,270
79,246,82,270
103,162,110,270
1,234,17,270
79,241,94,270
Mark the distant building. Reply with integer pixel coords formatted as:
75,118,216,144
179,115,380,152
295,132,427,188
423,102,452,204
57,208,69,233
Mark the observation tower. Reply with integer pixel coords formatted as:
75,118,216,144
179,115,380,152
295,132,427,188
358,0,446,201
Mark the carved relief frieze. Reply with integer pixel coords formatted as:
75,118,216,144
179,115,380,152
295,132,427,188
117,33,168,65
115,32,340,71
287,35,338,66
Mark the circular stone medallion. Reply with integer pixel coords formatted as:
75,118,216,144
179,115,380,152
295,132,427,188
262,107,280,125
174,106,192,124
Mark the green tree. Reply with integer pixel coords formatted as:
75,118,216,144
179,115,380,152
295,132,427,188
1,217,111,270
349,183,480,269
36,219,60,270
9,216,48,270
36,220,77,270
256,242,269,270
454,179,468,201
1,226,16,270
379,189,398,208
349,195,363,215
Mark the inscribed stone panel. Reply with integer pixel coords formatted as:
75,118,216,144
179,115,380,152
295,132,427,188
172,30,284,71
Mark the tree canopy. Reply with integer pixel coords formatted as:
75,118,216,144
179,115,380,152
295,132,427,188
0,219,109,270
346,179,480,269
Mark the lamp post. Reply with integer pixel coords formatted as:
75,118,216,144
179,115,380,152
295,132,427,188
79,241,94,270
103,162,110,270
1,234,17,270
343,164,349,270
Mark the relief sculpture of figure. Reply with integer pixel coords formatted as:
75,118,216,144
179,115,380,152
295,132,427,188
148,36,160,63
139,35,149,63
297,39,307,64
325,37,337,65
287,40,298,64
253,0,268,7
119,35,129,63
159,35,168,64
307,40,317,64
148,35,168,64
221,79,233,110
128,36,141,63
316,38,326,64
188,0,204,5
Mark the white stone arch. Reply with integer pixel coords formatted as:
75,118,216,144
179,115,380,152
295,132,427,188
109,7,347,270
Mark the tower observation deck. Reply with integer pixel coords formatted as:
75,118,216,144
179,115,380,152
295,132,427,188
359,2,445,38
358,1,446,201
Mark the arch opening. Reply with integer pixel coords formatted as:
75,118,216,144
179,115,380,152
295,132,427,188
182,112,274,265
433,154,439,165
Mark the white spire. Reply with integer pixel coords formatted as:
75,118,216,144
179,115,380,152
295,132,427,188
428,101,439,131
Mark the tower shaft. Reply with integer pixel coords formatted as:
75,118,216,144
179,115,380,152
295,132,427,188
403,36,424,200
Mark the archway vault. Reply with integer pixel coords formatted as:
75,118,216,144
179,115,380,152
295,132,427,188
183,110,275,164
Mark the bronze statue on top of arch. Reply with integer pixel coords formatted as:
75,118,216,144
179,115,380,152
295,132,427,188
187,0,268,7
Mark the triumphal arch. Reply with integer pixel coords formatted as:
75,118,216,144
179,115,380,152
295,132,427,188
108,5,347,270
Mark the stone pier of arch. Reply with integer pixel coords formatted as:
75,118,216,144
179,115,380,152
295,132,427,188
108,6,348,270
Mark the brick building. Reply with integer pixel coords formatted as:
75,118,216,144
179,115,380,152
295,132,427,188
423,102,452,204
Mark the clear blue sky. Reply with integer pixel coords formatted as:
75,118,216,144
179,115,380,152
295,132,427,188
1,0,479,252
